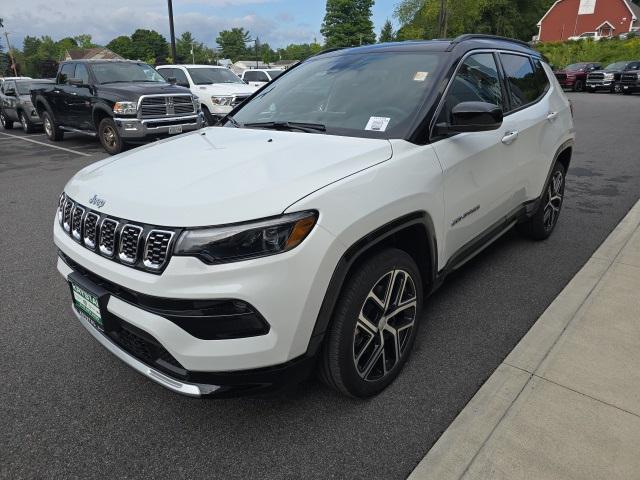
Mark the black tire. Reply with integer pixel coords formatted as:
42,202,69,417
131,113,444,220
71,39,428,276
517,162,566,241
573,79,584,92
319,248,423,398
19,111,35,133
201,106,216,126
612,83,622,94
98,117,124,155
0,109,13,129
42,111,64,141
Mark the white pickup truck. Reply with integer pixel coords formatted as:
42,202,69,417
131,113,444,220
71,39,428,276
241,68,285,88
157,65,258,125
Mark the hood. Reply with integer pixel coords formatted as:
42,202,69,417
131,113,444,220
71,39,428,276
98,82,192,100
65,128,393,227
556,69,582,74
590,69,620,74
195,83,258,96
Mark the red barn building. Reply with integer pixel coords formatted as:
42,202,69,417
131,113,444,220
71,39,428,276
537,0,640,42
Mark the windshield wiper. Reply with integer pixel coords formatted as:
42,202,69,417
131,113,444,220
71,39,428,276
225,115,243,128
242,121,327,134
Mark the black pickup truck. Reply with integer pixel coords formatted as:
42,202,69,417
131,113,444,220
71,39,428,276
31,60,204,154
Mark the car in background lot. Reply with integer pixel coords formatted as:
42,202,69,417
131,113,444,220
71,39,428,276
568,32,603,41
156,64,257,125
554,62,601,91
0,78,54,132
31,60,204,155
241,68,285,88
586,60,640,93
0,76,32,93
619,68,640,94
54,35,574,399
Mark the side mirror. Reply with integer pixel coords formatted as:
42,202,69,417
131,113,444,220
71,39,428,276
4,87,16,96
68,78,84,86
167,76,177,85
439,101,503,134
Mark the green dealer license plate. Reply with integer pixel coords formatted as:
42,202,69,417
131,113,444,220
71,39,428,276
71,283,103,329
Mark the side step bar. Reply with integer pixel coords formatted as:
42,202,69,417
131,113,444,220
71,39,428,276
60,126,97,137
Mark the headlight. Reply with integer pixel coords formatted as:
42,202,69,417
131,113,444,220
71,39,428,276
113,101,138,115
174,211,318,264
604,73,615,80
211,95,233,106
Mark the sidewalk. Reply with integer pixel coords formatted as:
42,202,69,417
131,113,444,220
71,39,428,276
409,199,640,480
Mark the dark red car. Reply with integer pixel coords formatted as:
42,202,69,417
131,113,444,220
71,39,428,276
554,62,602,92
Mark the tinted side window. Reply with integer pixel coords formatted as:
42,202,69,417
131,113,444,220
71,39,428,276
75,64,90,84
254,71,269,82
439,53,504,124
243,71,259,82
157,68,173,81
59,63,76,84
532,59,550,98
173,68,190,87
501,54,538,109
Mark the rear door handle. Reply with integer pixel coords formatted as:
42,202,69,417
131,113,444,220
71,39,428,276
547,111,558,121
501,130,519,145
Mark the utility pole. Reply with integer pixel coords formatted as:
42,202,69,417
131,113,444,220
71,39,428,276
191,42,195,64
438,0,448,38
167,0,177,62
255,37,259,69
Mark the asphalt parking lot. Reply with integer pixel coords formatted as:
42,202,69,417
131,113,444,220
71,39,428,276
2,92,640,480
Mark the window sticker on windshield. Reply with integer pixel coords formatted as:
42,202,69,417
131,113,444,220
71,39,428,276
365,117,391,132
413,71,429,82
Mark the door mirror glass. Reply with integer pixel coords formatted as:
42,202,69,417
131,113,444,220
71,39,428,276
447,101,503,133
167,76,177,85
4,87,16,96
68,78,84,86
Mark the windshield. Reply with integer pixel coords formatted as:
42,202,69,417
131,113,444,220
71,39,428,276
232,52,442,138
187,67,243,85
565,63,587,70
606,62,627,70
91,62,166,84
267,70,284,79
16,81,52,95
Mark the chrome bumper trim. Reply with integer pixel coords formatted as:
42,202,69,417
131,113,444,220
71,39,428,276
71,305,220,397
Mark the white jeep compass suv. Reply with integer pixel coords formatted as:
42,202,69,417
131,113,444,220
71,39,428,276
55,35,575,398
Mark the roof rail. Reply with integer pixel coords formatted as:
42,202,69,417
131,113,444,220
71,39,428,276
447,34,533,51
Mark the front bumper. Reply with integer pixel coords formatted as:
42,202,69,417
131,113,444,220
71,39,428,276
54,216,344,396
557,78,576,87
621,84,640,92
113,113,205,139
586,81,613,90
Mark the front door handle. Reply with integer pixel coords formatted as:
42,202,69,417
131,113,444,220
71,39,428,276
547,111,558,121
501,130,519,145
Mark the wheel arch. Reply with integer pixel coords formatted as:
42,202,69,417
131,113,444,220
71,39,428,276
309,211,438,347
92,104,113,129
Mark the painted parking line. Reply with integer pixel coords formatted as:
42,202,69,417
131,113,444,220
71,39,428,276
0,131,92,157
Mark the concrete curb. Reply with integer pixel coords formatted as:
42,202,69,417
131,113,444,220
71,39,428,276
408,198,640,480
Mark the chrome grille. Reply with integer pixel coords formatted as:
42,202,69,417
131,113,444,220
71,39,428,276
57,194,178,274
99,218,119,257
71,206,85,241
621,73,638,84
139,95,195,118
588,72,604,81
83,212,99,249
118,225,143,264
143,230,175,270
62,199,74,232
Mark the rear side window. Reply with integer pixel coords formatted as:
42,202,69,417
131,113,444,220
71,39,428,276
500,53,538,110
59,63,76,84
532,59,550,98
244,71,269,82
173,68,190,88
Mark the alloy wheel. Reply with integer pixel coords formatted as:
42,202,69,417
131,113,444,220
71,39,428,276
103,125,117,148
44,116,52,137
543,171,564,232
353,269,417,382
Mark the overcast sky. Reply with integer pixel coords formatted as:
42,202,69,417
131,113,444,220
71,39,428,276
2,0,398,51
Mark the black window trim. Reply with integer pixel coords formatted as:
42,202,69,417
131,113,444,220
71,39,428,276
428,48,550,143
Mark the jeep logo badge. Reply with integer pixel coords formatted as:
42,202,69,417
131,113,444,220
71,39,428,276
89,194,106,208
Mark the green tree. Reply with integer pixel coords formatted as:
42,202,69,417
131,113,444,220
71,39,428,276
73,34,95,48
56,37,78,56
216,28,251,61
176,31,212,63
321,0,376,48
130,29,169,64
107,35,136,59
379,19,395,43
